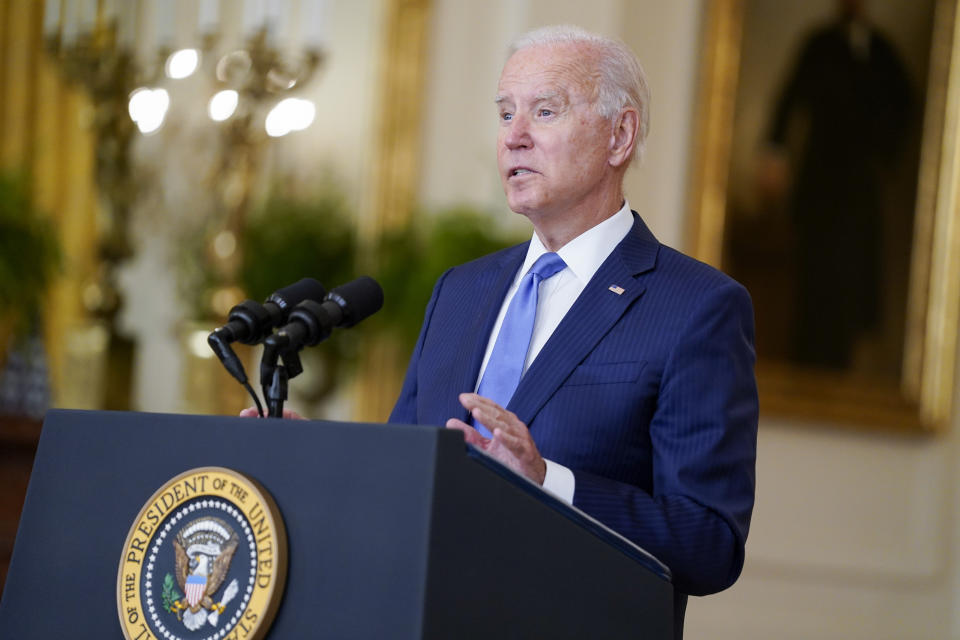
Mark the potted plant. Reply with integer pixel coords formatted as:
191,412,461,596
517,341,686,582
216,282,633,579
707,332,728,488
373,205,524,353
0,172,60,368
238,189,357,403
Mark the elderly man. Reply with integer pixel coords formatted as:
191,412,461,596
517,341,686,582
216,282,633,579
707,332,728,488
389,25,758,631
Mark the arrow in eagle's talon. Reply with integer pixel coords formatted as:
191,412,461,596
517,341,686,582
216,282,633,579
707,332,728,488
208,579,240,627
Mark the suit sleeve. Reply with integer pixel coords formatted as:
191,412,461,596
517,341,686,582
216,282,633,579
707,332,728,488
388,269,452,425
572,281,758,596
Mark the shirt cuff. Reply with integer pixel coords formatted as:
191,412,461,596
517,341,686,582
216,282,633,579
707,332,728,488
542,458,575,504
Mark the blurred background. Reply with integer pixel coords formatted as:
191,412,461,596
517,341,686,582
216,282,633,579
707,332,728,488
0,1,958,638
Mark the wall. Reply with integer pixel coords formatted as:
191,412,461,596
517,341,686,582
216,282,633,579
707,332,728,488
420,1,960,637
689,418,958,639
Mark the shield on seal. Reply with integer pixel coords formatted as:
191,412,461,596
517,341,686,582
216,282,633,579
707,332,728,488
185,574,207,608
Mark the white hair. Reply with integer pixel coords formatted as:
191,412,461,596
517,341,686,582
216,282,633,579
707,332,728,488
508,25,651,162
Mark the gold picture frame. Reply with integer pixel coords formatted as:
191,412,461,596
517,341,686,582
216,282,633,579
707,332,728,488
688,0,960,432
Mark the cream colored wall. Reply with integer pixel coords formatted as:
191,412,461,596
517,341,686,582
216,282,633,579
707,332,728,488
420,1,960,637
689,419,959,639
619,1,703,248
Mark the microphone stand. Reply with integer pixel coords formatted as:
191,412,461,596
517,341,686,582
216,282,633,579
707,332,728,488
261,337,303,418
267,365,288,419
257,276,384,418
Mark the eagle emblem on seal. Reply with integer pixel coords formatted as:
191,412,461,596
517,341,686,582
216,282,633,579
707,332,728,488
165,516,241,631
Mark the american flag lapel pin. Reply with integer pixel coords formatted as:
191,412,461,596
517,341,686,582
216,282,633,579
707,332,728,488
608,285,625,295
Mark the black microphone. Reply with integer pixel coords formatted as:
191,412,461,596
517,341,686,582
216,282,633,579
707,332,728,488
260,277,382,417
210,277,327,346
208,278,326,390
267,276,384,351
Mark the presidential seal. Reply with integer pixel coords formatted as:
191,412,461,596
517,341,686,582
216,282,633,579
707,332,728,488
117,467,287,640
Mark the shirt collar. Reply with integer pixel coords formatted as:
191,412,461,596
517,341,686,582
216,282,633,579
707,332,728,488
519,200,634,284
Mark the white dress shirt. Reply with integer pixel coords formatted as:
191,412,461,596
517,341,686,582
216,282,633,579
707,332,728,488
474,201,635,503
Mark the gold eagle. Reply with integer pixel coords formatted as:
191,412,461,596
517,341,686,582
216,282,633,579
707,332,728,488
173,532,238,614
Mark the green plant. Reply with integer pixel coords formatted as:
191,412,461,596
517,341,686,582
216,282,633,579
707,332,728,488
239,192,356,303
237,190,359,401
0,171,61,337
373,206,525,353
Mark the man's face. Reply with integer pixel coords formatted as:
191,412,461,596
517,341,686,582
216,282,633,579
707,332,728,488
496,43,614,221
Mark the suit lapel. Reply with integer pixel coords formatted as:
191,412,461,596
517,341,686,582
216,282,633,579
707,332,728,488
437,244,527,422
508,213,659,427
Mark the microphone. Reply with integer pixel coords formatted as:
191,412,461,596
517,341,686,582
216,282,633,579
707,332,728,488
260,277,382,417
210,277,327,346
208,278,326,390
266,276,384,351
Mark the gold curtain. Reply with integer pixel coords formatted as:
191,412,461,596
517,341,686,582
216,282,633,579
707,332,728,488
0,0,100,403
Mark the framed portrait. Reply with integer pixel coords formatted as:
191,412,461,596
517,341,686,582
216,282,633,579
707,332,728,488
688,0,960,431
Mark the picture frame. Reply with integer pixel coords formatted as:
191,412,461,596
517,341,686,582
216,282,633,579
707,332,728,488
687,0,960,431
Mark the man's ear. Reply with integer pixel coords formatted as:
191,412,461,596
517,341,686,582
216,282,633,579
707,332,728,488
609,107,639,168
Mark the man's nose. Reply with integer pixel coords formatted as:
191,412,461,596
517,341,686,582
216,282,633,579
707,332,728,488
503,114,532,149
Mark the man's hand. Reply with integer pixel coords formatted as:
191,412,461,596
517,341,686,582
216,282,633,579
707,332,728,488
239,407,305,419
446,392,546,485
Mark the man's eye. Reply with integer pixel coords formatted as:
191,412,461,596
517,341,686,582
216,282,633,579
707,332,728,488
501,112,513,121
539,109,553,117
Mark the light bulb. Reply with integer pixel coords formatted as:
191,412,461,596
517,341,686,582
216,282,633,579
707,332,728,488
166,49,200,79
208,90,239,121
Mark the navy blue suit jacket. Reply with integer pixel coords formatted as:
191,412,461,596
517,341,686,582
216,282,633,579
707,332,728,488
389,213,758,600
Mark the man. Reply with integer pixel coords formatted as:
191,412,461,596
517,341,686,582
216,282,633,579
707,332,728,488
389,25,758,631
760,0,911,369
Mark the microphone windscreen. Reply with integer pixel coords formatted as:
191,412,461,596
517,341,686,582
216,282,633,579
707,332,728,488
267,278,326,311
327,276,384,327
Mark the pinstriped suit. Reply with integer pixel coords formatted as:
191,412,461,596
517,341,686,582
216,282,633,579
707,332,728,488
390,213,758,608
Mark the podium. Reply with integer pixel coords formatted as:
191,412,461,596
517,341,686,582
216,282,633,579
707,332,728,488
0,409,673,638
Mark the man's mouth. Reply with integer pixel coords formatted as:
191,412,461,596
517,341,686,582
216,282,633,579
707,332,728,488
510,168,535,177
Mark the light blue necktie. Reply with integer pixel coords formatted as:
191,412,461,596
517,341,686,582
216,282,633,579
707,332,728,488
473,252,567,437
